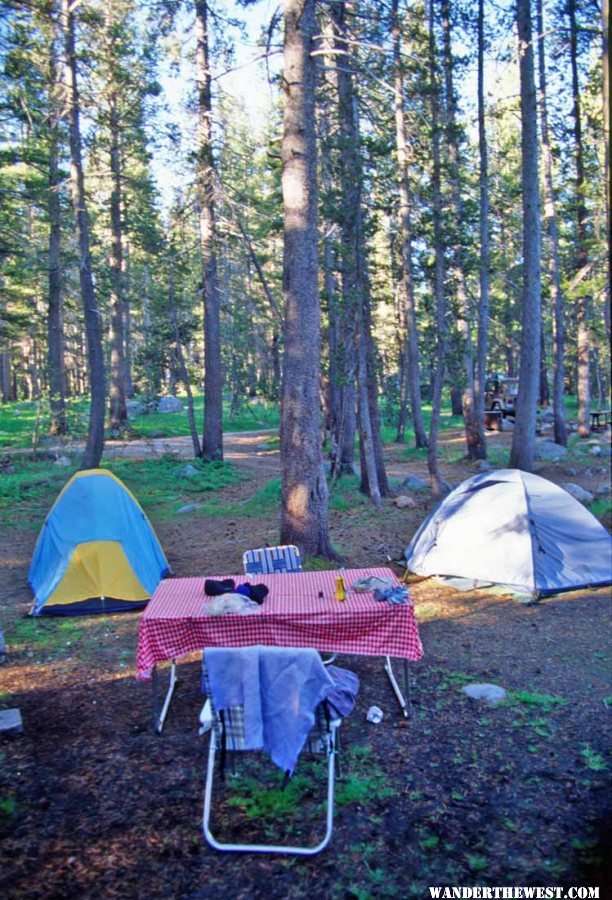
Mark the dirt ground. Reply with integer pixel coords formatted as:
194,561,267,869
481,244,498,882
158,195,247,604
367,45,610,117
0,428,610,899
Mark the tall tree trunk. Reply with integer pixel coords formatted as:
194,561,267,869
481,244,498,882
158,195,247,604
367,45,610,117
568,0,590,437
441,0,482,459
331,1,385,501
124,241,135,399
324,8,358,480
474,0,490,458
510,0,541,471
603,0,610,341
108,95,128,436
426,0,447,499
391,0,428,450
62,0,105,469
47,3,66,436
195,0,223,460
280,0,334,557
536,0,566,445
169,274,201,458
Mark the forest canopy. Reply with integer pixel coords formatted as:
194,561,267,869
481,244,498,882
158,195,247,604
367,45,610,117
0,0,609,549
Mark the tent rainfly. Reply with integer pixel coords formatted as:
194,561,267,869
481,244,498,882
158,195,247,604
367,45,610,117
29,469,171,616
405,469,612,599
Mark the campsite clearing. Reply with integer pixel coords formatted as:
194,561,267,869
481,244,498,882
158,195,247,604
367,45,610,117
0,426,610,899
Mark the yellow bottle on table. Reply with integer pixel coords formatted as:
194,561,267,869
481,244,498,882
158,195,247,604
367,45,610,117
334,576,346,601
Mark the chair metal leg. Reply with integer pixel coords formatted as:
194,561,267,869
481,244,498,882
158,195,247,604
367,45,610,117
203,725,338,855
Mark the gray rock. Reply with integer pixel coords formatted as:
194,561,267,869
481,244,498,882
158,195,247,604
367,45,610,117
401,475,428,492
478,460,492,471
54,456,71,467
539,409,554,422
177,464,199,478
563,467,578,477
126,400,145,417
595,483,611,497
535,440,568,461
561,482,594,504
177,503,201,514
462,683,507,706
394,495,417,509
157,396,183,414
590,445,602,456
0,708,23,735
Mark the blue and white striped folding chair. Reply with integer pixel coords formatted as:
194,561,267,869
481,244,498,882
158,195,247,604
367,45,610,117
242,544,303,575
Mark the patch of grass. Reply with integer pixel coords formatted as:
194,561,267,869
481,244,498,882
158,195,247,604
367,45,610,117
129,395,280,439
0,797,17,818
302,556,338,571
226,770,315,819
328,475,370,512
335,745,394,807
0,455,245,528
510,690,567,711
589,497,611,525
420,834,440,851
579,744,607,771
198,476,280,518
467,854,488,873
6,617,85,652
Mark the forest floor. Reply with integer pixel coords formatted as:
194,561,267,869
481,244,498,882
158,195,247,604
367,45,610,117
0,425,611,899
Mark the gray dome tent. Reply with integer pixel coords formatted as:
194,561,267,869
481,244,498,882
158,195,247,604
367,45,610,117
405,469,612,599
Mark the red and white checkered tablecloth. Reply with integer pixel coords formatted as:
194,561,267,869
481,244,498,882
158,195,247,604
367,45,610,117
136,566,423,679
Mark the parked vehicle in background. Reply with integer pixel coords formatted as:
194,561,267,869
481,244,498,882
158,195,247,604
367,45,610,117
485,374,519,419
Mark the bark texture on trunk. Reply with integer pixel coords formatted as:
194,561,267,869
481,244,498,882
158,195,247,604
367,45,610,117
195,0,223,460
474,0,490,457
331,1,386,501
568,0,590,437
510,0,541,471
391,0,428,450
63,0,105,469
441,0,483,459
426,0,447,499
47,5,66,436
536,0,566,445
280,0,334,557
108,96,128,436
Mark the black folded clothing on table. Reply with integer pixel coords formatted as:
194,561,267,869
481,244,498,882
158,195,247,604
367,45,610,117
234,582,269,605
204,578,236,596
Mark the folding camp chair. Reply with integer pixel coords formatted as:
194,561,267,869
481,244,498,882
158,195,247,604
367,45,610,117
201,647,342,855
242,544,303,575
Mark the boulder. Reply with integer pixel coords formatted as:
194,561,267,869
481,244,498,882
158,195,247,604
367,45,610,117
394,495,417,509
177,503,201,514
177,464,199,478
401,475,428,492
534,440,568,461
126,400,145,417
0,708,23,735
595,483,611,496
462,683,507,706
561,482,594,504
157,396,183,414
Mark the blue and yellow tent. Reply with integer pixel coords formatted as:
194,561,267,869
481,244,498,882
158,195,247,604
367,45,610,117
29,469,171,616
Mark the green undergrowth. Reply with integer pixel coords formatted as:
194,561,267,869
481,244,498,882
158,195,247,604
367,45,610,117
0,455,244,528
0,395,280,449
221,743,393,827
196,475,280,518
